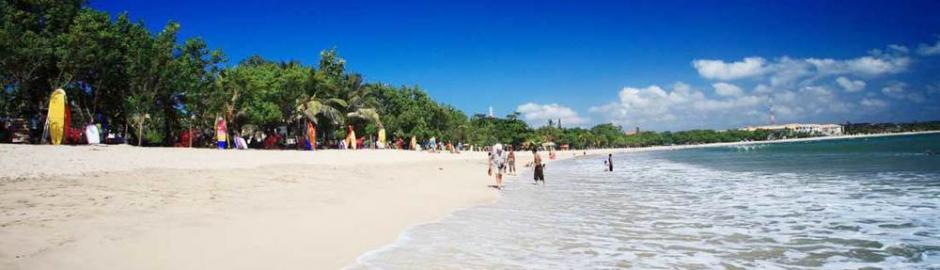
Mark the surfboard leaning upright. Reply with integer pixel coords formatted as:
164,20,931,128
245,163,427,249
47,89,67,145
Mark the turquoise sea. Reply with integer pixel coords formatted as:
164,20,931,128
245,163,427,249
354,133,940,269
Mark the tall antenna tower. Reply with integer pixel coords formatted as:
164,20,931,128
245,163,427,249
768,94,776,125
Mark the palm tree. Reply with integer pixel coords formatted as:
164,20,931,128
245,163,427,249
298,94,345,125
303,50,383,146
339,74,382,129
297,93,345,149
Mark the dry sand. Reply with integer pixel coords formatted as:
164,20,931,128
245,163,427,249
0,145,520,270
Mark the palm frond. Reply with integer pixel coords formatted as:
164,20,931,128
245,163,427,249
327,98,348,108
299,99,345,125
347,108,382,128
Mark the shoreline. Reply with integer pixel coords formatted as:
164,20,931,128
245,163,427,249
346,130,940,268
1,130,934,269
594,130,940,156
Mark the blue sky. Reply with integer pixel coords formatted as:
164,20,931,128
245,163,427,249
91,0,940,131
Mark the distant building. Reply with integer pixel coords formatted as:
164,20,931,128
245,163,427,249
741,123,843,136
624,126,640,136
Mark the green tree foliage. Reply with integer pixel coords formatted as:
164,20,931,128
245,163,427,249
843,121,940,135
1,0,85,116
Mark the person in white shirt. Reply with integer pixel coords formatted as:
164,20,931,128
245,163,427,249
491,143,506,189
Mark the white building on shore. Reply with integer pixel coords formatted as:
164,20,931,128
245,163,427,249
740,123,843,136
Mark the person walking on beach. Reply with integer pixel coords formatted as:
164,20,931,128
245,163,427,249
507,148,516,175
532,148,544,184
491,143,506,189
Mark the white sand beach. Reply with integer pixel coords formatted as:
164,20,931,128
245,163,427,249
0,146,512,270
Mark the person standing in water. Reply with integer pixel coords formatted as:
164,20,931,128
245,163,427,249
608,153,614,172
533,148,544,184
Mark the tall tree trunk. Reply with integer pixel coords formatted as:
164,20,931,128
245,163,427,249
137,121,144,146
161,94,174,146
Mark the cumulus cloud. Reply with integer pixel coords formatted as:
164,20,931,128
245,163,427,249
918,39,940,56
835,77,866,92
882,82,926,103
888,44,909,53
860,98,888,109
787,54,909,80
584,41,936,130
589,82,767,130
839,56,909,75
881,82,907,97
588,79,884,130
697,51,910,87
712,82,744,97
692,57,767,80
516,102,587,126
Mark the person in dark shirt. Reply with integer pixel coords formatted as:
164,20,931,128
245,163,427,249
608,154,613,172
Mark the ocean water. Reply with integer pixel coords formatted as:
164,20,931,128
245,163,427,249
352,134,940,269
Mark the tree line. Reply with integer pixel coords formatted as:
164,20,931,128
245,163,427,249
843,121,940,135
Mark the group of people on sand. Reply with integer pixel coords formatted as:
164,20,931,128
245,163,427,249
211,116,470,152
487,144,545,189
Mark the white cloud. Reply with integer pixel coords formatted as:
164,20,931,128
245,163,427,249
693,95,763,111
585,41,937,130
768,57,813,86
881,82,926,103
516,103,587,126
835,77,866,92
881,82,907,97
712,82,744,97
846,56,910,75
918,39,940,56
805,55,910,76
590,84,692,126
695,51,910,88
589,82,768,130
888,44,909,53
692,57,767,80
860,98,888,109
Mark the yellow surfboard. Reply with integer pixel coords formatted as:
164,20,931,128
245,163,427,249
47,89,66,145
378,128,386,146
348,129,357,149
